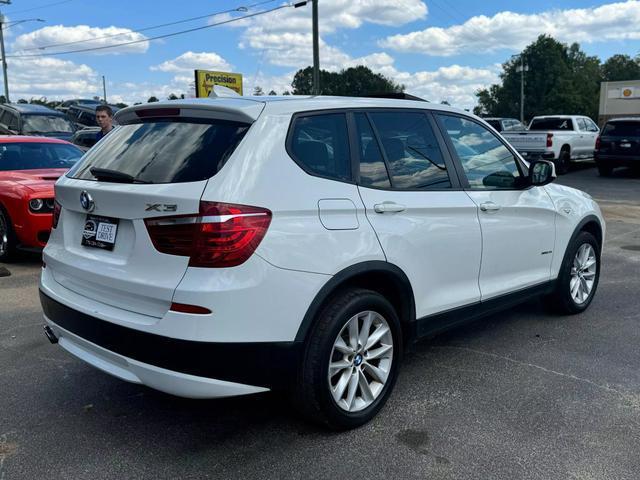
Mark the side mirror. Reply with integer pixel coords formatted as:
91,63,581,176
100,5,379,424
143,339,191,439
529,160,556,186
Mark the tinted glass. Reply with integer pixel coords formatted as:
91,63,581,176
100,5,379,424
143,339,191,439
354,113,390,188
290,114,351,181
71,119,250,184
22,115,75,134
7,113,19,131
0,142,83,171
486,119,502,131
368,111,450,189
529,118,574,130
439,114,522,189
602,121,640,137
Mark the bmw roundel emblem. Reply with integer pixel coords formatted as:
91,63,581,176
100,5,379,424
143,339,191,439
80,190,95,212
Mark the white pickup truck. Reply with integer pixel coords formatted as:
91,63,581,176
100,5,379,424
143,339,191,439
502,115,599,174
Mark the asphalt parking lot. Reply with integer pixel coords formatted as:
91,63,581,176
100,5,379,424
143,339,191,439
1,164,639,480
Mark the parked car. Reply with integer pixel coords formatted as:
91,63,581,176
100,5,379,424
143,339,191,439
66,104,120,128
55,99,102,114
595,117,640,176
0,136,83,261
40,97,604,429
0,104,78,142
71,127,100,151
484,117,525,132
502,115,599,174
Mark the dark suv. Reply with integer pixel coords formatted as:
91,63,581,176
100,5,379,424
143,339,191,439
67,104,120,128
596,118,640,176
0,104,77,141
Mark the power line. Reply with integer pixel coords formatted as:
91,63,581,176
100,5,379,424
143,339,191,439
3,0,74,15
19,0,277,52
8,3,296,58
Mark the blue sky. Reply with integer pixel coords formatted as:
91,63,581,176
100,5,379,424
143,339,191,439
3,0,640,108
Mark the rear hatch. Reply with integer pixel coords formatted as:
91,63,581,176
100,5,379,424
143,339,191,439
45,101,262,319
599,121,640,157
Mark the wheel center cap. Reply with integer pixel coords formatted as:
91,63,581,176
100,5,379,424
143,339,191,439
354,354,363,367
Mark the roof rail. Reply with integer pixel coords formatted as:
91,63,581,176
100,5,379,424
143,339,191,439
362,93,428,102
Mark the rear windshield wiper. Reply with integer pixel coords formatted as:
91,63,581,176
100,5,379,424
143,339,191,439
90,167,150,183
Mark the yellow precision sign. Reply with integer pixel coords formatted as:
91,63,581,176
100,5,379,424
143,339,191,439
195,70,243,97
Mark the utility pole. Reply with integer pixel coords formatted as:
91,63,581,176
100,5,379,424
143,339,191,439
0,1,11,104
311,0,320,95
515,55,529,124
102,75,107,104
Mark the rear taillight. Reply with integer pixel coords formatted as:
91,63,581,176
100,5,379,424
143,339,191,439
144,201,272,268
546,133,553,148
52,200,61,229
595,135,601,150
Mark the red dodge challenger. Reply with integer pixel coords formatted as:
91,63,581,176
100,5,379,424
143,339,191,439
0,136,83,261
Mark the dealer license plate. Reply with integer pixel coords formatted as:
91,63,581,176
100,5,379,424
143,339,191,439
81,215,119,251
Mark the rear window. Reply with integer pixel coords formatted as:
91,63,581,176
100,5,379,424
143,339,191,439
0,142,83,171
70,119,250,184
529,118,574,131
23,115,76,134
602,121,640,137
486,120,502,131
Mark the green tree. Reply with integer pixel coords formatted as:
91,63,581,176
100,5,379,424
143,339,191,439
292,65,403,96
475,35,602,121
268,89,277,95
115,102,128,108
17,99,28,104
282,90,291,95
601,54,640,81
147,96,159,103
440,100,451,105
167,93,179,100
253,86,264,96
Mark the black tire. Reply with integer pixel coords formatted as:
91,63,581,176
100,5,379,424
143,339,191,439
0,207,17,262
546,231,600,315
293,288,402,430
597,165,613,177
555,148,571,175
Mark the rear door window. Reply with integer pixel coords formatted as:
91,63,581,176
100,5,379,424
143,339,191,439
70,119,250,184
367,111,451,190
354,112,391,188
289,113,351,182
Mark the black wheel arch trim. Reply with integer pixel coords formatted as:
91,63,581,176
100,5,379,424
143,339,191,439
570,214,603,250
294,261,416,343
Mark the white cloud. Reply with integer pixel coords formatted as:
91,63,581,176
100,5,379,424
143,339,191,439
7,57,99,100
151,51,232,73
12,25,149,55
380,0,640,56
239,0,427,68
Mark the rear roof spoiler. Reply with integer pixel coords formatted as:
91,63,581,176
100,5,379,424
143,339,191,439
115,98,265,125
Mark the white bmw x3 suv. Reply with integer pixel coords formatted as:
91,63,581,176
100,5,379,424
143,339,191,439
40,96,604,429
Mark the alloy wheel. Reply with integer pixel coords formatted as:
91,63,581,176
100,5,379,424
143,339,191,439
570,243,597,305
0,212,7,257
327,310,393,412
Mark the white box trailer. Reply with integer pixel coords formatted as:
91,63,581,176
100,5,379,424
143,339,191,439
599,80,640,126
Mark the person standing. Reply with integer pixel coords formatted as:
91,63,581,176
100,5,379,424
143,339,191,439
95,105,114,141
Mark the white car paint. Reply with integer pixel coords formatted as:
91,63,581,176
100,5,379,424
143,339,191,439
40,96,604,400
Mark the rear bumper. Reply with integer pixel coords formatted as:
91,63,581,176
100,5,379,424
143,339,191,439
595,154,639,167
40,290,302,397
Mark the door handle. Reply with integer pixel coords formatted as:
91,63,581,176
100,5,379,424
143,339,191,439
480,202,501,212
374,202,406,214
